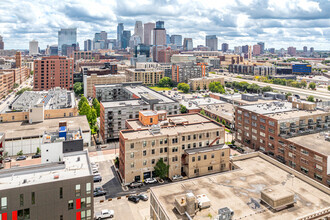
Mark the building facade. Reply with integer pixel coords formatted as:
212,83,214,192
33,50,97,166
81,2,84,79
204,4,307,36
29,40,39,56
144,23,156,45
83,74,126,97
58,28,77,52
171,63,207,83
188,75,224,91
206,35,218,51
125,68,164,86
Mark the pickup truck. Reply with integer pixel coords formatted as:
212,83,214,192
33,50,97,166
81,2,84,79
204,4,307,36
95,209,114,219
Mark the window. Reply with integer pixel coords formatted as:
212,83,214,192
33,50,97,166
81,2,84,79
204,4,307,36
152,140,155,146
143,141,147,147
86,183,91,194
160,139,163,145
216,131,219,136
252,128,257,134
130,152,134,158
17,208,30,219
182,145,185,150
75,184,81,197
269,121,275,126
143,160,147,166
60,187,63,199
20,194,24,207
315,164,323,171
164,139,168,144
160,148,164,153
130,143,134,149
204,155,207,160
152,159,155,164
301,158,308,165
152,149,155,154
31,192,35,205
314,173,322,181
194,169,199,174
68,200,74,210
188,135,191,140
260,118,265,123
199,142,202,147
301,149,309,156
221,152,225,157
268,128,274,134
187,144,191,149
301,166,309,174
143,150,147,156
198,156,201,161
193,134,197,140
289,145,296,151
164,147,168,152
237,110,242,114
269,136,274,141
182,136,185,141
130,163,134,168
252,115,257,120
199,134,202,139
206,133,209,138
192,157,195,162
208,166,213,171
86,197,91,208
260,125,265,130
81,198,86,208
1,197,7,210
211,154,214,158
314,155,323,162
252,122,257,127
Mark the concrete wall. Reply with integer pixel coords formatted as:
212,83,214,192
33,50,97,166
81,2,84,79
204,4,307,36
41,142,63,163
4,136,43,156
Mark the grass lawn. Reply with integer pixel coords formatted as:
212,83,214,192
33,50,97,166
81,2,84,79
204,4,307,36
149,86,184,93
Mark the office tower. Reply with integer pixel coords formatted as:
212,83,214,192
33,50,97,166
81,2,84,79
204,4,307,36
94,33,101,42
34,56,74,91
134,21,143,43
0,35,3,49
257,42,265,54
122,30,131,49
156,21,164,29
234,46,242,54
58,28,77,52
206,35,218,51
183,38,193,51
303,46,307,53
144,22,155,45
310,47,314,53
153,21,166,45
170,35,182,47
129,35,142,48
117,23,124,48
84,39,93,51
242,45,249,53
100,31,107,41
269,48,275,54
29,40,39,55
49,45,58,55
166,34,170,44
135,44,151,58
15,51,22,68
253,44,261,55
287,46,296,56
221,43,229,52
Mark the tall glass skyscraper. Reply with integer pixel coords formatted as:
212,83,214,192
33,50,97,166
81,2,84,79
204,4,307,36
117,23,124,48
58,28,77,52
170,35,182,47
122,31,131,49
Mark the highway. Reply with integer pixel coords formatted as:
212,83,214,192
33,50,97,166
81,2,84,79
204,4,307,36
219,73,330,101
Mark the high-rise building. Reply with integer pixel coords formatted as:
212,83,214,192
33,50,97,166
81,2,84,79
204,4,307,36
303,46,307,53
129,35,142,49
170,35,182,47
310,47,314,53
122,30,131,49
183,38,193,51
166,34,170,44
15,51,22,68
29,40,39,55
205,35,218,51
153,21,166,46
34,56,74,91
234,46,242,54
0,35,4,50
134,21,143,43
144,22,155,45
287,46,296,56
257,42,265,54
49,45,58,56
117,23,124,48
253,44,261,55
221,43,229,52
58,28,77,52
269,48,275,54
84,39,93,51
156,21,164,29
100,31,107,41
242,45,249,53
135,44,151,58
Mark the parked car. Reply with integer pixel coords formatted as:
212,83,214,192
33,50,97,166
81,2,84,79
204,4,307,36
129,181,143,188
172,175,183,180
95,209,114,219
32,154,41,159
16,156,27,161
137,194,148,201
92,168,99,174
144,178,157,184
91,162,99,168
93,187,106,197
93,175,102,182
128,196,140,203
4,157,11,162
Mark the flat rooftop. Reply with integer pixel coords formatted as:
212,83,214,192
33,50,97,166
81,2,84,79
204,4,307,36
185,144,228,155
0,116,90,140
126,113,210,130
201,103,235,122
122,121,221,140
267,109,328,121
239,102,293,115
212,93,274,105
43,128,82,144
124,86,175,104
0,151,91,190
151,156,330,220
287,132,330,155
189,75,224,81
101,99,148,108
180,97,225,110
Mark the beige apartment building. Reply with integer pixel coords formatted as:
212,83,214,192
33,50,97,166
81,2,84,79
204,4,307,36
125,68,164,86
189,75,225,91
119,112,226,184
0,71,14,98
83,74,126,97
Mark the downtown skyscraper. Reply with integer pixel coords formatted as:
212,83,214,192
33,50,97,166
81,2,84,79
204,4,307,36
205,35,218,51
117,23,124,48
134,21,143,43
144,22,155,45
58,28,77,52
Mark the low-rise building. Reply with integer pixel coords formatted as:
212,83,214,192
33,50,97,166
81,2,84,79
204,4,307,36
119,113,226,184
125,68,164,86
0,150,94,220
171,62,208,83
188,75,224,91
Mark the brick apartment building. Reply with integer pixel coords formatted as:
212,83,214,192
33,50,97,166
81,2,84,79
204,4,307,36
0,67,30,98
235,100,330,186
119,112,228,184
34,56,74,91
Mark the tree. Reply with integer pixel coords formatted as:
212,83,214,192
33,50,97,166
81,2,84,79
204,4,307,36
309,82,316,90
180,105,187,114
261,86,273,93
158,77,172,87
0,151,8,162
88,107,97,127
307,95,315,102
209,82,225,94
17,150,23,156
328,85,330,91
92,98,101,117
16,87,32,96
73,82,84,96
78,96,88,110
36,147,41,155
300,80,307,88
79,102,91,116
200,109,206,116
177,83,190,93
196,85,200,91
13,83,19,89
154,158,169,179
216,116,220,123
221,119,226,126
285,92,292,99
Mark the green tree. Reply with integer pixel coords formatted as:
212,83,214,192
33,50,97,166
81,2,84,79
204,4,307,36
13,83,19,89
16,87,32,96
177,83,190,93
36,147,41,155
196,85,200,91
73,82,84,96
216,116,220,123
154,158,169,179
158,77,172,87
92,98,101,117
221,119,226,126
307,95,315,102
79,102,91,116
309,82,316,90
286,92,292,99
78,96,88,110
328,85,330,91
17,150,23,156
200,109,206,116
300,80,307,88
261,86,273,93
180,105,187,114
209,82,225,94
88,107,98,129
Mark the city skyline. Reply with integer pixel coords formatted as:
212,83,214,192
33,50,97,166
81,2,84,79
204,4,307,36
0,0,330,50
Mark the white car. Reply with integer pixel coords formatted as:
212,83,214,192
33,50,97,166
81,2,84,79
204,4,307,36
145,178,157,184
172,175,183,180
95,209,114,219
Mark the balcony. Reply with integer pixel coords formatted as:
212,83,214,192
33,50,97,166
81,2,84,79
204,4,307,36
299,122,307,127
290,123,298,128
308,121,316,125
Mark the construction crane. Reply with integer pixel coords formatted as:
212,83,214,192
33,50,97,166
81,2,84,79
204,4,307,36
197,62,207,77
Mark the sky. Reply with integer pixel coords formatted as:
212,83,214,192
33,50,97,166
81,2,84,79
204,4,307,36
0,0,330,50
